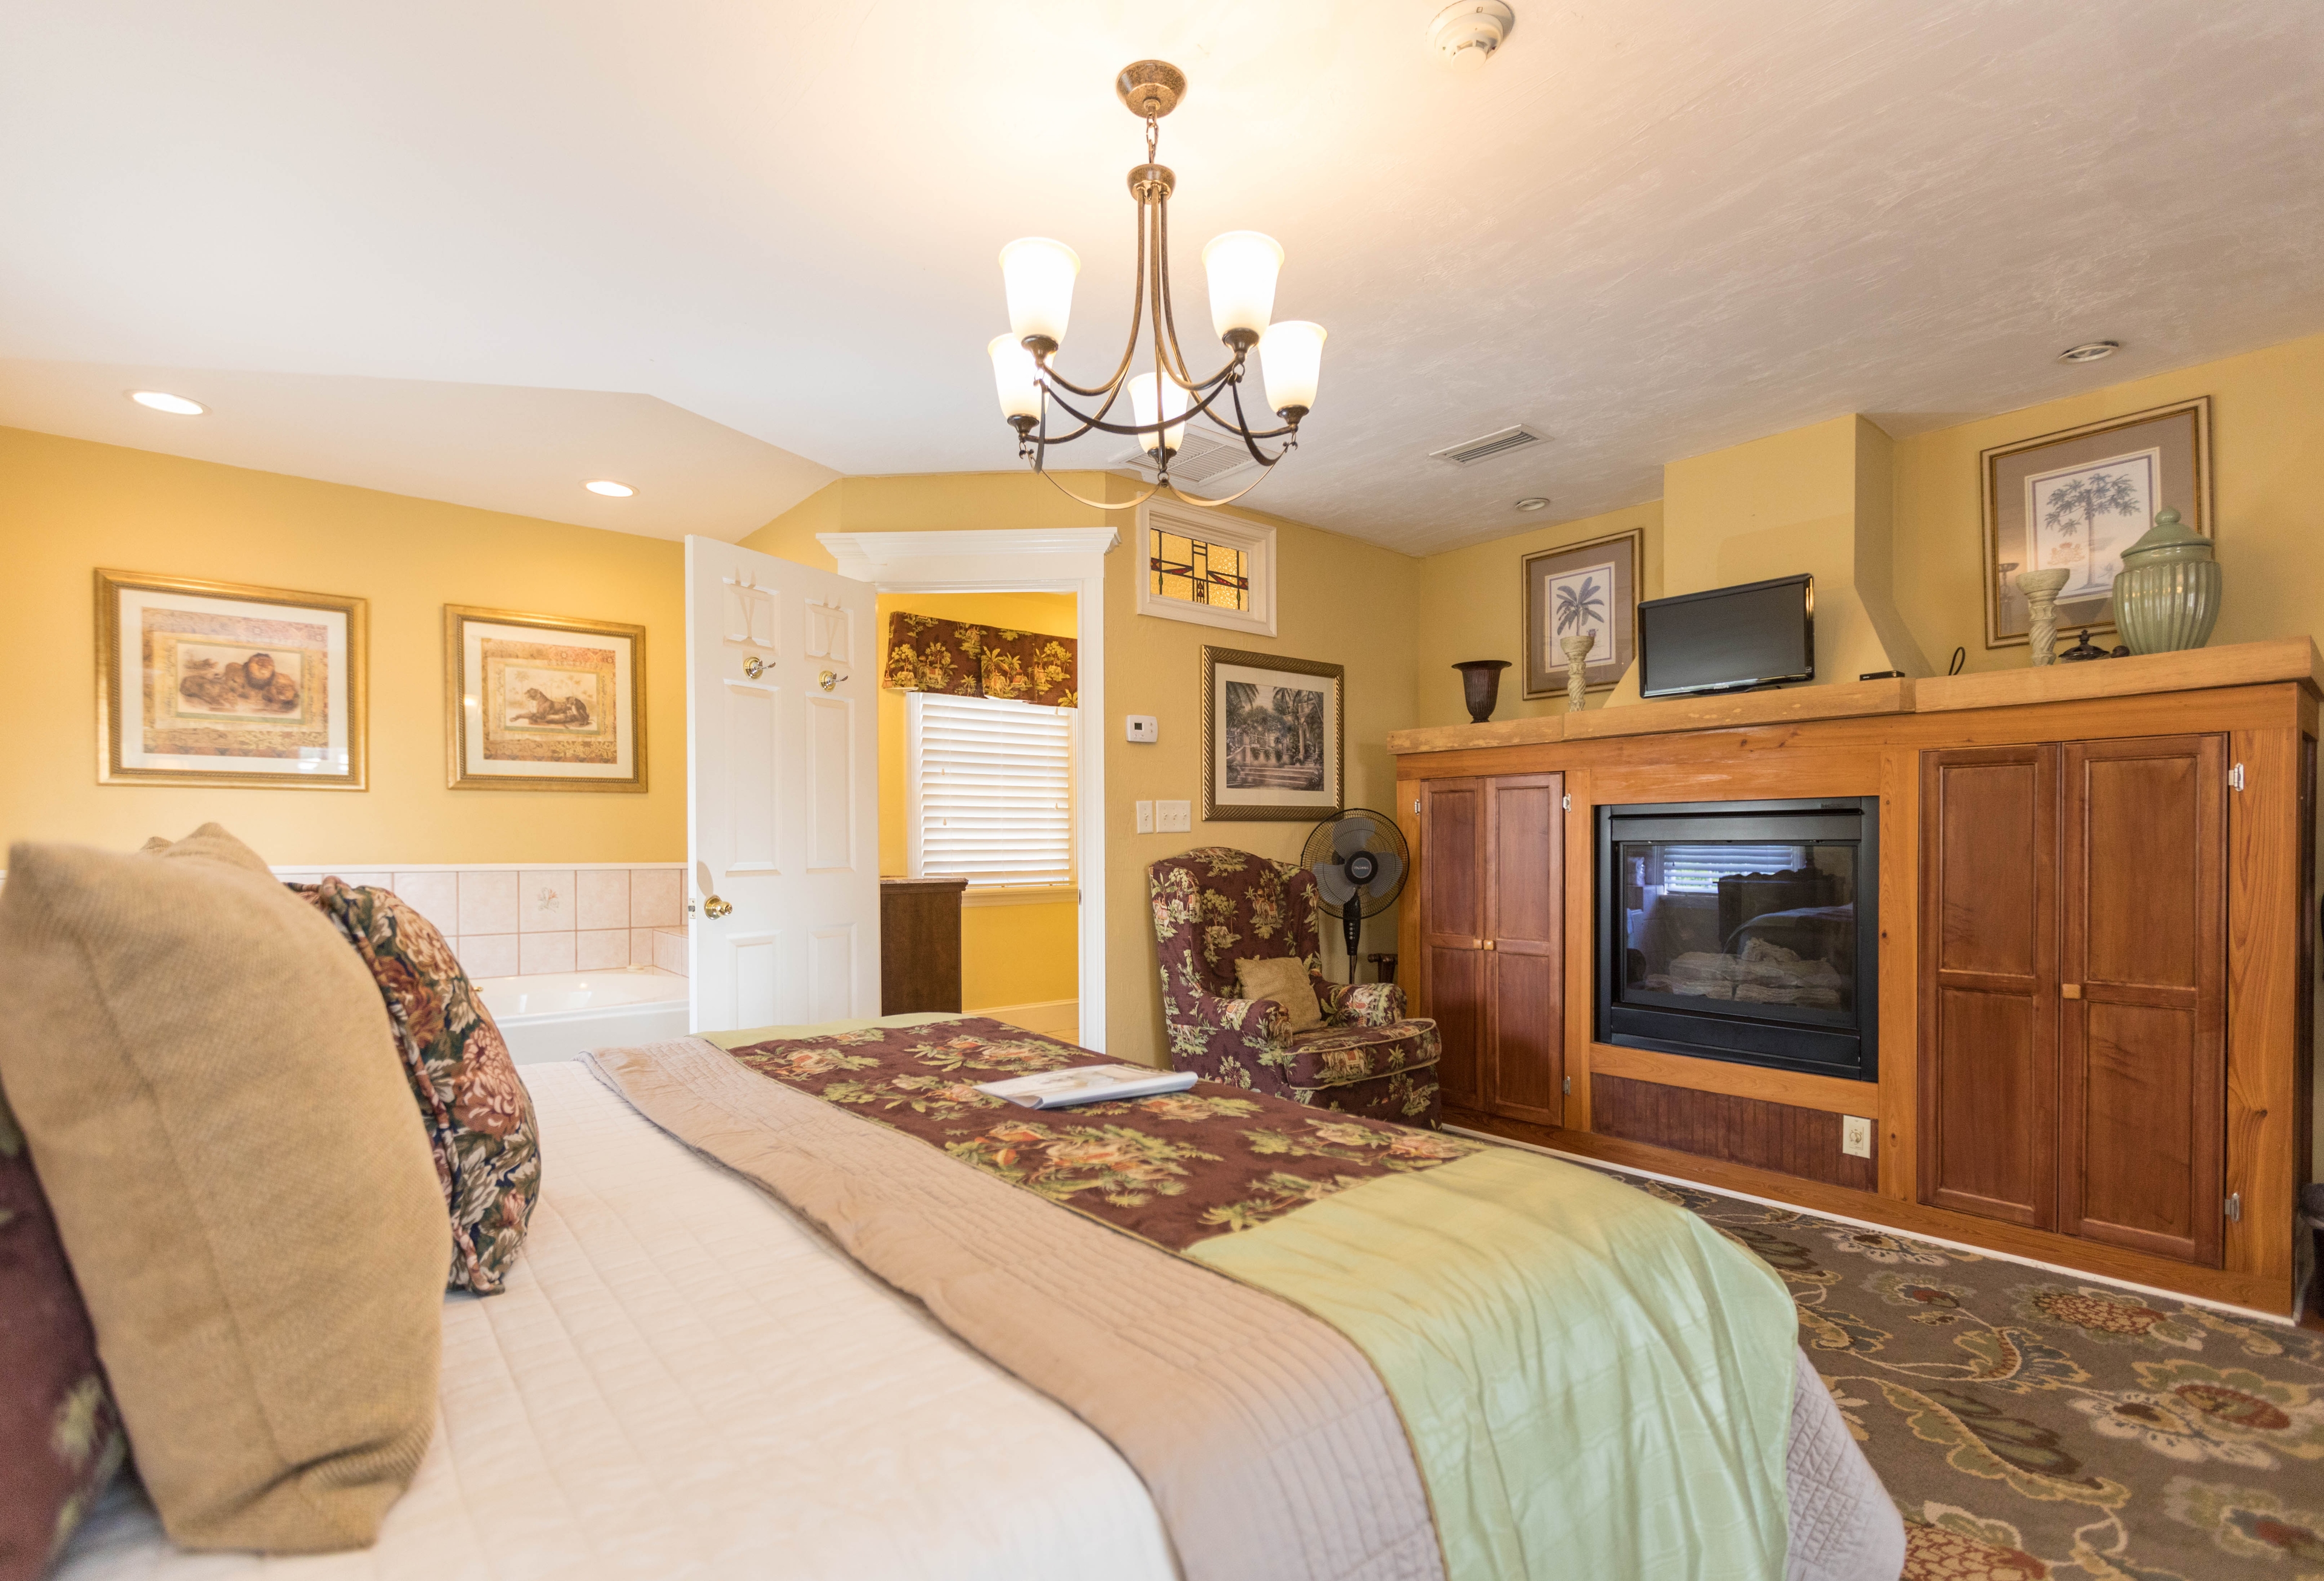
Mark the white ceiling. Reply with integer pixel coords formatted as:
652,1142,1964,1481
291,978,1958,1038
4,1,2319,555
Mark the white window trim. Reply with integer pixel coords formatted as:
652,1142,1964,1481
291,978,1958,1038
1134,498,1278,637
906,691,1076,889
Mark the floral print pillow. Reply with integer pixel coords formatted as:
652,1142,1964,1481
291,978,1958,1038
0,1089,125,1580
296,879,540,1295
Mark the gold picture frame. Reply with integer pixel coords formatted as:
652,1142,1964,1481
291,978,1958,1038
445,605,647,792
1520,527,1643,698
96,568,367,790
1200,645,1344,821
1981,396,2212,649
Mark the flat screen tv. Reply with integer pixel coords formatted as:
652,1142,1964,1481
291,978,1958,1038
1637,574,1815,698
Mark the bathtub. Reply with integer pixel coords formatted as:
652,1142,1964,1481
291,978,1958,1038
474,968,691,1065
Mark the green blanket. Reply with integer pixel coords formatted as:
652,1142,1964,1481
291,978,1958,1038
1190,1147,1796,1581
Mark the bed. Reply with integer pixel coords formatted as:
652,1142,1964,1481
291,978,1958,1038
58,1016,1903,1581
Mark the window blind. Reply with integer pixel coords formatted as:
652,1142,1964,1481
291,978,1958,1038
1656,844,1810,894
910,692,1074,886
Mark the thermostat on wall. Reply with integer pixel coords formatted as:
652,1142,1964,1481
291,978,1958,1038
1124,714,1159,743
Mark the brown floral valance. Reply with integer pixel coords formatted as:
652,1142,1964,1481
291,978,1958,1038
881,613,1078,708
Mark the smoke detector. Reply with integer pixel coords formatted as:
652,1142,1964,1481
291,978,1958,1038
1429,2,1514,65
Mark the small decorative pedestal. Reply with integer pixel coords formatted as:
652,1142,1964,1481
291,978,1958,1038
2017,568,2072,666
1561,631,1597,710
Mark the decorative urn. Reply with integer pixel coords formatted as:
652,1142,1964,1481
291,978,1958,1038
2111,508,2221,655
1451,659,1511,723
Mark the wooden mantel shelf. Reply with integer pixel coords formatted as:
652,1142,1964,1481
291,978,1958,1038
1387,638,2324,755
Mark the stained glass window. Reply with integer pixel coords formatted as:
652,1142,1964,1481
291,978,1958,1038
1149,528,1250,611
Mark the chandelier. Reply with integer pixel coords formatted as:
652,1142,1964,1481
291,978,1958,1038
986,61,1327,510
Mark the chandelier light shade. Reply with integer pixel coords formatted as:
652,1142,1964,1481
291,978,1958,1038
1127,370,1190,457
999,238,1080,347
1259,321,1328,418
987,335,1042,421
988,61,1325,510
1201,231,1284,343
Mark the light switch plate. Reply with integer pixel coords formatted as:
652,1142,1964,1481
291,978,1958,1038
1840,1115,1873,1159
1156,799,1192,833
1135,800,1154,834
1124,714,1159,743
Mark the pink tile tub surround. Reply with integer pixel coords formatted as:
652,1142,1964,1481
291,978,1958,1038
257,866,686,984
574,870,630,932
630,869,683,929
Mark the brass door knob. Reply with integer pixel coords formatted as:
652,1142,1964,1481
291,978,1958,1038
818,669,849,692
702,893,733,919
742,656,766,680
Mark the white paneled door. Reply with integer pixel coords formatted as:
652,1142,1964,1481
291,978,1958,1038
684,536,879,1031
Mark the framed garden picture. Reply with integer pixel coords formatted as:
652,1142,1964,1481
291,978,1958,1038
1521,527,1641,698
96,568,367,789
1981,396,2212,649
445,605,646,792
1200,646,1343,821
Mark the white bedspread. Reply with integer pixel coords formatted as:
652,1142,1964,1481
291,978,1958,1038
56,1061,1178,1581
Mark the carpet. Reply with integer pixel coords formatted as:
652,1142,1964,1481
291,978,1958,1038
1596,1163,2324,1580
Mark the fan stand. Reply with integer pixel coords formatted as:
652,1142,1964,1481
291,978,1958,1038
1339,848,1380,982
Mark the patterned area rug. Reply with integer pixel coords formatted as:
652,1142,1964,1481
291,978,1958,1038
1592,1162,2324,1580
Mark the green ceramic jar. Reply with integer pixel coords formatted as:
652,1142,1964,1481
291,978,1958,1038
2111,508,2220,655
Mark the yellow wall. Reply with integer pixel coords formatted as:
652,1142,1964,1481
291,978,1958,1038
873,589,1079,1011
1412,501,1663,728
1891,330,2324,674
0,427,684,865
746,471,1422,1064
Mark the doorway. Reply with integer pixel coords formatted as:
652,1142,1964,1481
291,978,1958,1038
821,528,1116,1051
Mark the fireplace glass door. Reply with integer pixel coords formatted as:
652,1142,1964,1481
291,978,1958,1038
1597,799,1878,1079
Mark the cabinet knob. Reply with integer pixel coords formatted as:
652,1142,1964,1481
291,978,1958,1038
2061,982,2082,999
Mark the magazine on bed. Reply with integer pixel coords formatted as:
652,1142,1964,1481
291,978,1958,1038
974,1064,1198,1109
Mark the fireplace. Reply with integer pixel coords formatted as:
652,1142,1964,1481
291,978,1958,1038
1594,797,1878,1081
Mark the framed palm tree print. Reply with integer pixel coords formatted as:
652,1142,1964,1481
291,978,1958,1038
1521,528,1641,699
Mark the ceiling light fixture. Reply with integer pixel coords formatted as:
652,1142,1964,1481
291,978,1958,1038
987,62,1324,511
2057,341,2121,364
129,390,205,415
1515,496,1551,511
584,479,634,498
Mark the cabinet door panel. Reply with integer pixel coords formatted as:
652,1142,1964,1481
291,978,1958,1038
1485,774,1563,1125
1422,780,1487,1112
2060,735,2225,1266
1920,746,2057,1228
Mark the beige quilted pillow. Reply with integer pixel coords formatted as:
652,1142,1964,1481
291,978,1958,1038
1235,955,1324,1031
0,825,448,1553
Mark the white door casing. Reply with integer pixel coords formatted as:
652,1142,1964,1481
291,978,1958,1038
819,527,1115,1051
685,536,879,1031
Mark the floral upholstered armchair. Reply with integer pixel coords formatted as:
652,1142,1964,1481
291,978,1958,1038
1148,847,1442,1127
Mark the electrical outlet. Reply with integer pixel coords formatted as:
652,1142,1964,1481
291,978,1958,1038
1156,799,1192,833
1840,1115,1873,1159
1125,714,1159,743
1135,800,1154,834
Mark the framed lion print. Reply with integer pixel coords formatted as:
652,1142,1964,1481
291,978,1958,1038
96,568,367,789
445,605,646,791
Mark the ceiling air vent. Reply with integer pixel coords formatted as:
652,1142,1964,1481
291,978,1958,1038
1431,424,1548,467
1117,429,1262,485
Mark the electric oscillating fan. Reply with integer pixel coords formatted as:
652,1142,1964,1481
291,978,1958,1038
1299,809,1410,982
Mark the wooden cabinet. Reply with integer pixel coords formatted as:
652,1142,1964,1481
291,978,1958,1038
1421,773,1564,1124
1920,736,2227,1266
880,877,968,1014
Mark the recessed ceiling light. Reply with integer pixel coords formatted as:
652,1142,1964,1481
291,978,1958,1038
584,479,635,498
2057,341,2121,364
1515,496,1551,511
129,390,205,415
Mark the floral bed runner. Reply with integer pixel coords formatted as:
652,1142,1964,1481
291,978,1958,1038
722,1016,1481,1252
